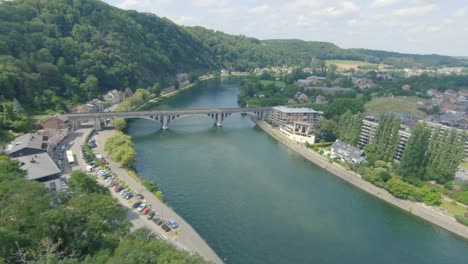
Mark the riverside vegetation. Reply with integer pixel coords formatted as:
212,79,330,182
0,156,207,263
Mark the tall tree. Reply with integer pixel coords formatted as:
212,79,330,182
337,110,363,145
399,123,431,178
373,114,401,161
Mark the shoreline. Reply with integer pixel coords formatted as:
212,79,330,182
77,79,224,263
256,120,468,240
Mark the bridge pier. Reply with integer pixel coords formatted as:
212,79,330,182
162,115,170,130
94,117,102,130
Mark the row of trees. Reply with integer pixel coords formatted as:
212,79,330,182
368,114,401,162
0,157,208,263
104,131,136,167
336,110,363,145
399,123,467,183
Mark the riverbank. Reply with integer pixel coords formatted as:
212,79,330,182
256,121,468,240
93,129,223,264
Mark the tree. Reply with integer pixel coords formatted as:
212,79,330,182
325,98,364,119
110,118,127,131
385,178,416,199
337,110,363,145
188,72,198,84
372,114,401,162
68,170,109,195
425,128,466,183
398,123,431,179
314,119,337,142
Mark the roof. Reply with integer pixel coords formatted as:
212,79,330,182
272,106,323,114
42,117,67,129
331,140,365,161
14,153,60,180
6,133,48,154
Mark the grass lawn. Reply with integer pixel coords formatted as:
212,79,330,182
441,200,468,216
325,60,385,69
364,96,431,118
260,80,286,88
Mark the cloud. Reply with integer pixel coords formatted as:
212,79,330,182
410,25,441,33
286,0,326,10
370,0,398,8
393,4,437,16
248,4,270,14
454,8,465,17
317,1,360,17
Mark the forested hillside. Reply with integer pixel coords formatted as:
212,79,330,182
0,0,215,112
0,0,467,113
263,39,369,65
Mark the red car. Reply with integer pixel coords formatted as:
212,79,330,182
142,207,151,215
114,185,124,192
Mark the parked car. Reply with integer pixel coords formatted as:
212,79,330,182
152,217,163,225
132,201,142,208
142,207,151,215
136,193,144,199
168,219,178,229
161,224,171,232
147,211,156,220
115,185,124,192
137,204,146,212
124,193,133,200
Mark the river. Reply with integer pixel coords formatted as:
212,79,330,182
127,78,468,264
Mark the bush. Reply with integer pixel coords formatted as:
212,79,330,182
454,214,468,226
385,178,417,199
310,142,333,148
419,186,442,206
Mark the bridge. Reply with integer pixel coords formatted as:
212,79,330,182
63,107,271,130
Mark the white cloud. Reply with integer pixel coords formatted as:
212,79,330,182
454,8,465,17
370,0,398,8
248,4,270,14
316,1,360,17
410,25,441,33
173,16,198,25
393,4,437,16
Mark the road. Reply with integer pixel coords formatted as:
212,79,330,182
66,125,223,264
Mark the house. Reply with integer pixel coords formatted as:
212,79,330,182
14,153,63,193
288,98,297,104
5,133,49,158
352,77,375,89
87,99,104,112
315,95,328,104
42,116,68,130
123,87,134,98
38,128,68,151
297,79,313,87
331,140,366,164
104,89,125,105
297,93,309,102
402,84,411,91
176,73,188,83
306,76,326,83
73,105,91,113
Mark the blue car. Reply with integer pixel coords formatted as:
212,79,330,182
125,193,133,200
168,219,178,229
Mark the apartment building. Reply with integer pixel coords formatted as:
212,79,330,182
268,106,323,127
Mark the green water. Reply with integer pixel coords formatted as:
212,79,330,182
128,78,468,264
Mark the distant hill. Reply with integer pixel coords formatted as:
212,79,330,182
0,0,466,112
264,39,468,68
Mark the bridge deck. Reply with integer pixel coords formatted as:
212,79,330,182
63,107,271,119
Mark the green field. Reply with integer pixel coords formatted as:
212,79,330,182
260,80,286,88
325,60,384,69
441,200,468,216
364,96,432,118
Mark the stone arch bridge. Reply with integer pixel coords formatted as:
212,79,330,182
62,107,271,130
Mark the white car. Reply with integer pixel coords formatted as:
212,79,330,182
137,204,146,212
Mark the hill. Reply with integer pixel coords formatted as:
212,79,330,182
1,0,467,113
0,0,215,112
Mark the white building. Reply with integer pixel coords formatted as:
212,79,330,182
280,122,316,144
331,140,366,164
14,153,64,193
268,106,323,127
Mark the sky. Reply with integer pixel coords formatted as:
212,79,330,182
103,0,468,56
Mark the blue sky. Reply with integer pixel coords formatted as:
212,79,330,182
103,0,468,56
